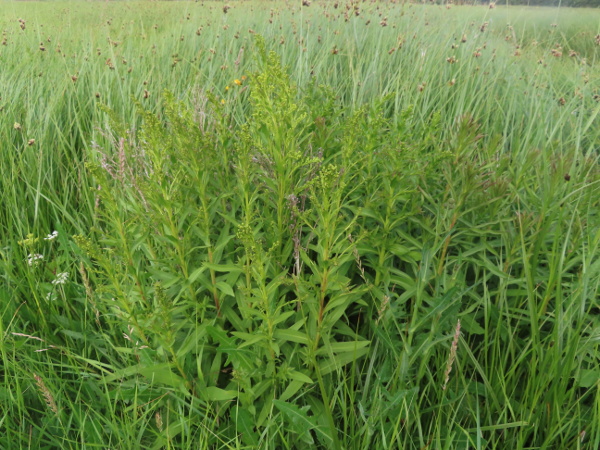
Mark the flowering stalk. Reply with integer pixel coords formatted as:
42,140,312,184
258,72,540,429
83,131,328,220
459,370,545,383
33,373,59,417
442,319,461,391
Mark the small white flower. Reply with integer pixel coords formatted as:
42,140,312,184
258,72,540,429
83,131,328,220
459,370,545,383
44,231,58,241
27,253,44,266
51,272,69,285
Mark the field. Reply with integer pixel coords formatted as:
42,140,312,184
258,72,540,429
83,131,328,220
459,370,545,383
1,1,599,448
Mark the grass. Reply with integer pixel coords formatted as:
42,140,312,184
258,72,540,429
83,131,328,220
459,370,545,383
1,1,599,448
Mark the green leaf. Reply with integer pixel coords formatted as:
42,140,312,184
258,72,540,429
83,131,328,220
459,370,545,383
148,267,182,288
216,281,235,298
205,386,238,401
206,326,256,371
316,340,371,356
187,266,208,284
138,364,188,389
204,262,243,273
273,399,316,444
288,370,314,384
279,380,306,402
206,325,235,346
272,310,295,326
233,331,268,348
59,330,86,340
273,329,310,344
104,363,187,391
460,314,485,335
322,293,353,314
233,406,258,446
576,369,600,388
318,346,370,375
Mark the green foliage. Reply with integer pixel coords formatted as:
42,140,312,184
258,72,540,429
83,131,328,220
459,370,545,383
68,44,391,447
1,3,599,449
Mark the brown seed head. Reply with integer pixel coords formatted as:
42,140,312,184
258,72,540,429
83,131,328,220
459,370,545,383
34,374,59,416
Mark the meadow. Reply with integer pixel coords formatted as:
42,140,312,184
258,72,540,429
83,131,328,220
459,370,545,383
0,1,599,448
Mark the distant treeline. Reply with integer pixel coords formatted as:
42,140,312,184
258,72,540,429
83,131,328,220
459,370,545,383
496,0,600,7
419,0,599,7
412,0,600,8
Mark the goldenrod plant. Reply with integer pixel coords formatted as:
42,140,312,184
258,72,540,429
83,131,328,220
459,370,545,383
0,2,599,448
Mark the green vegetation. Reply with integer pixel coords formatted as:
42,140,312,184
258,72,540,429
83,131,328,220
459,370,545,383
1,1,599,448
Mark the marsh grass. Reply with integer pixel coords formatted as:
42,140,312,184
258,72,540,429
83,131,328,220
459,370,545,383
1,1,599,448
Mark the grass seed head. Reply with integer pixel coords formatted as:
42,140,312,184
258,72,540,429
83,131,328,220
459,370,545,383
442,320,461,391
34,374,58,416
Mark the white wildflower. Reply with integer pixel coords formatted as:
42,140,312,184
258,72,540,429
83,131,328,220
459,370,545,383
44,231,58,241
27,253,44,266
51,272,69,285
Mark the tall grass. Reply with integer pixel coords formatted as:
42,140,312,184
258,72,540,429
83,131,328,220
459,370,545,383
1,1,599,448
